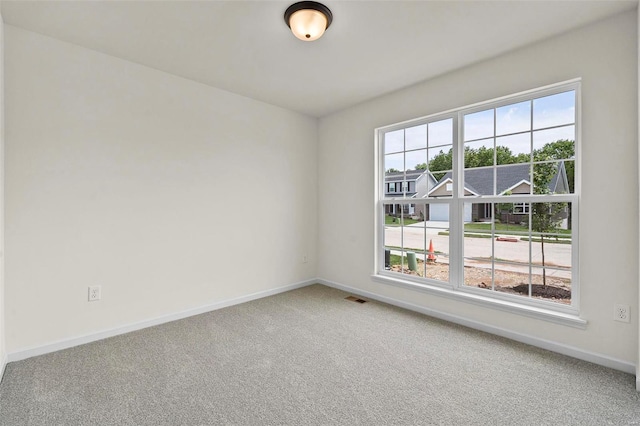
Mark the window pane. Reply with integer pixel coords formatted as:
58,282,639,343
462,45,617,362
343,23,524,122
496,133,530,165
563,160,575,194
403,220,425,277
496,100,531,136
405,149,427,173
531,267,571,305
384,205,402,271
494,202,530,233
532,126,575,153
385,153,404,173
463,232,493,288
533,90,575,130
497,164,531,196
494,261,530,299
428,118,453,146
385,129,404,153
424,206,450,283
464,138,494,169
494,228,530,292
464,109,494,141
428,146,452,181
405,124,427,151
431,174,454,197
530,202,571,252
533,162,566,194
530,211,572,305
463,167,493,196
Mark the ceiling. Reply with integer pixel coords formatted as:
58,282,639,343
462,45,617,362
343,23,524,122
1,0,636,117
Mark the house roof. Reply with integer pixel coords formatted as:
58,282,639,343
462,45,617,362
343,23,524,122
390,163,568,198
385,169,424,182
431,163,537,196
429,162,570,197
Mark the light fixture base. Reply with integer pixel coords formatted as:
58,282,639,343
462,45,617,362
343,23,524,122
284,1,333,41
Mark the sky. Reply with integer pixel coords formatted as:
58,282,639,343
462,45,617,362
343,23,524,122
384,90,575,172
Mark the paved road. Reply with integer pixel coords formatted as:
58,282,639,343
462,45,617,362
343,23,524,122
384,221,571,279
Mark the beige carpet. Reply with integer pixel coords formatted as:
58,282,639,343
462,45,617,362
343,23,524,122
1,284,638,425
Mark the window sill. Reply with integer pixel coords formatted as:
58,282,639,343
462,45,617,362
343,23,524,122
371,273,587,329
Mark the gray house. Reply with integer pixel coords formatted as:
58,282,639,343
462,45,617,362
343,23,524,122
384,169,426,216
415,162,570,223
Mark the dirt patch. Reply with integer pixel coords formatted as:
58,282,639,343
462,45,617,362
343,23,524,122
390,262,571,305
512,283,571,300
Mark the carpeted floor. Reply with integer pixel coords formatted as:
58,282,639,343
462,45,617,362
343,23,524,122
1,284,639,425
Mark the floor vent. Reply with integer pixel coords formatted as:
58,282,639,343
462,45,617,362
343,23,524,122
345,296,367,304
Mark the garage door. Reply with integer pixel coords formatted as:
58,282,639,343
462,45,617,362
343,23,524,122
428,203,472,222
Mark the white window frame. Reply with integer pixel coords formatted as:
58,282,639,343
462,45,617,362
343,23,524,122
373,80,583,327
513,203,530,214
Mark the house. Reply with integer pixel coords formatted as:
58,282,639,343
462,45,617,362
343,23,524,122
384,169,437,217
421,162,570,223
0,0,638,405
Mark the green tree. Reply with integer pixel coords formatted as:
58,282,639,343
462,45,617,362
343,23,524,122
531,154,569,287
415,163,427,170
428,148,454,179
427,146,528,179
532,139,575,192
386,168,400,173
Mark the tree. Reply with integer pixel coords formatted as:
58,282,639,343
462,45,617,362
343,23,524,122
426,146,529,179
530,155,568,287
428,149,453,179
386,168,400,173
415,163,427,170
532,139,575,193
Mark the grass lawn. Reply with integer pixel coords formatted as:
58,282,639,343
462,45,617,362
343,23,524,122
385,215,420,226
464,222,571,236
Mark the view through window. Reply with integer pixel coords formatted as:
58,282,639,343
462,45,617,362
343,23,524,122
378,82,578,311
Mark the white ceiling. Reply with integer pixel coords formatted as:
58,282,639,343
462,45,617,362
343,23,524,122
1,0,636,117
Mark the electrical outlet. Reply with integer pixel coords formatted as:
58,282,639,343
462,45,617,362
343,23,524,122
88,285,101,302
302,253,308,263
613,304,630,323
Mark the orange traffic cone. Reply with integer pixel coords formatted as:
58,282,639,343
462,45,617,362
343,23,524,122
427,239,436,263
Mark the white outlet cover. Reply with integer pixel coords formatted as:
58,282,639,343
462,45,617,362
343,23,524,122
88,285,101,302
614,304,630,323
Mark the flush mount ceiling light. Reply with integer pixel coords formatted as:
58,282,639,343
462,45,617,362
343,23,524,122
284,1,333,41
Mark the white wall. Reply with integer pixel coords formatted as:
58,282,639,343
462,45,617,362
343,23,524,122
637,3,640,390
4,26,318,353
319,11,638,366
0,13,5,377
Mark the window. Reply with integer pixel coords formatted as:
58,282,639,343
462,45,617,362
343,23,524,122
376,81,579,316
513,203,530,214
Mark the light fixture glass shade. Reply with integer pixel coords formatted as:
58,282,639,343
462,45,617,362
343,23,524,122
289,9,328,41
284,2,332,42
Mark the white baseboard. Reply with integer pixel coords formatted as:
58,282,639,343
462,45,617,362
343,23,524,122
8,279,316,363
6,277,637,379
318,278,636,375
0,352,7,384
